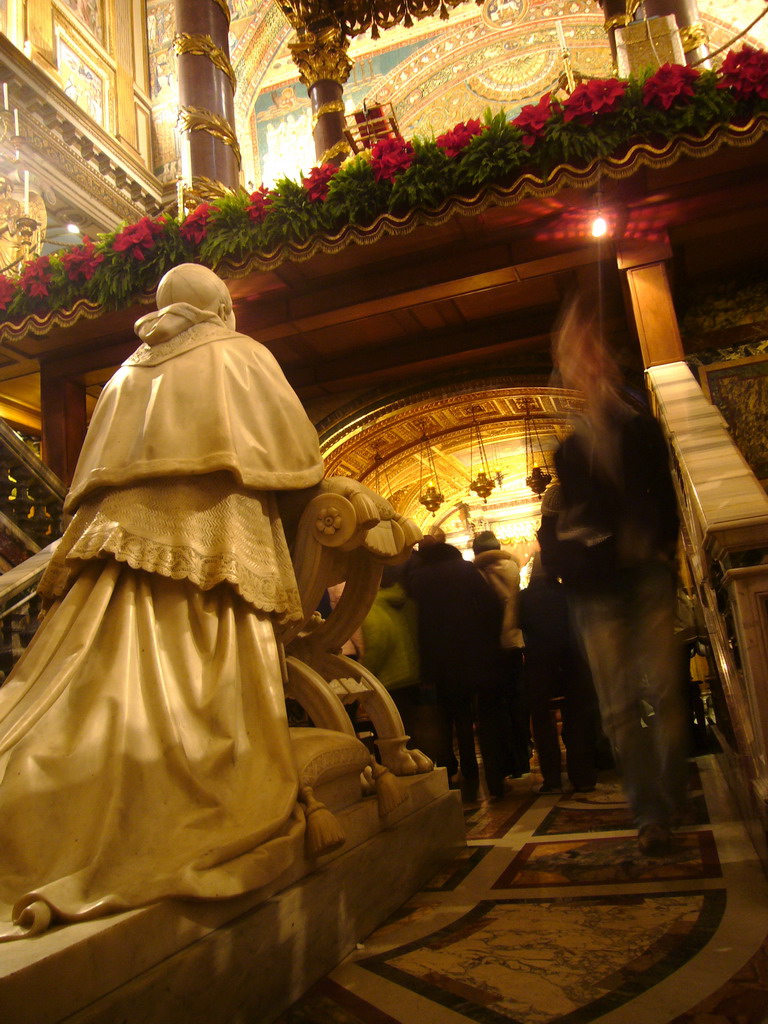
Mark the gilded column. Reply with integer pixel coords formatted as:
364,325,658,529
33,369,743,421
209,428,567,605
280,10,353,166
173,0,240,195
642,0,710,66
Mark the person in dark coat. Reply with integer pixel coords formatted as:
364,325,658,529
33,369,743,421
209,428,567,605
405,533,506,800
551,294,687,856
473,531,530,777
519,550,597,794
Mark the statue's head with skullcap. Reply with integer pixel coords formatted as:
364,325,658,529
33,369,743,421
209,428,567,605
156,263,235,330
135,263,236,344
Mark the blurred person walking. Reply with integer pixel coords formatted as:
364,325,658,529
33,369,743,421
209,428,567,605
551,295,687,855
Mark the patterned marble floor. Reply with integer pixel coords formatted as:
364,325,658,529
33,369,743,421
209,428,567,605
275,755,768,1024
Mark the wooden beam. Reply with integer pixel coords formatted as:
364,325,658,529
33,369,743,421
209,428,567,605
616,237,684,368
40,371,87,485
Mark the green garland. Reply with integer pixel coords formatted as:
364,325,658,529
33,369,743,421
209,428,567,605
2,54,768,329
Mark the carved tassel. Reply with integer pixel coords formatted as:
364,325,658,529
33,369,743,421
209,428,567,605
371,759,407,816
299,784,346,858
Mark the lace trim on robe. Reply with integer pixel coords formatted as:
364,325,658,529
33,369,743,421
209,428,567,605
39,473,302,622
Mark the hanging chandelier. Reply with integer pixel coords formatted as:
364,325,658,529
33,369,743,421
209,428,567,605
468,408,495,504
522,397,553,497
417,425,444,515
0,98,45,276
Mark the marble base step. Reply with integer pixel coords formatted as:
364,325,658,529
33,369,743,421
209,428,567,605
0,768,464,1024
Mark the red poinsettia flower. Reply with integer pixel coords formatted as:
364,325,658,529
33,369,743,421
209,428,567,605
0,274,16,311
562,78,627,124
436,118,483,158
60,236,104,282
180,202,213,245
717,44,768,100
643,63,700,110
302,163,339,203
112,216,166,261
370,136,415,183
19,255,52,299
512,92,554,148
247,185,273,223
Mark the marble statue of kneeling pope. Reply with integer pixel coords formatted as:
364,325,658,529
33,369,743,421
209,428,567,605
0,262,339,940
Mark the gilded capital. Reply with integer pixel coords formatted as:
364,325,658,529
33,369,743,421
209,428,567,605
289,31,353,87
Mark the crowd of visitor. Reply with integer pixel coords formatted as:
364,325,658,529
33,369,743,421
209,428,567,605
356,294,695,858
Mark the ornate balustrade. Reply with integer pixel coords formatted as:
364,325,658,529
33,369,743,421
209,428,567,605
647,362,768,868
0,418,65,556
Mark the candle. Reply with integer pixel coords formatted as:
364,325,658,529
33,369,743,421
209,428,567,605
555,20,567,52
2,84,8,110
23,170,29,215
180,136,192,185
13,108,19,137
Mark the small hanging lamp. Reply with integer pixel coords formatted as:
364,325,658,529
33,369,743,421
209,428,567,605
522,397,553,497
417,425,444,515
468,408,495,504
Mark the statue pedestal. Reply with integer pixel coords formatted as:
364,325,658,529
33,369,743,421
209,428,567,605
0,769,464,1024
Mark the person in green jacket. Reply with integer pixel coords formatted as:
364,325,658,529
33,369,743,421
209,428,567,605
362,565,442,765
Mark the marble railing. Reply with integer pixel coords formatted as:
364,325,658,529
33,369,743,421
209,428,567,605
0,422,64,680
647,362,768,867
0,419,66,554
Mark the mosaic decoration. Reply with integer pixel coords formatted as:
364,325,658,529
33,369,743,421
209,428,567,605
464,791,539,841
60,0,102,41
58,36,105,125
422,846,493,891
251,37,426,184
276,754,768,1024
359,891,727,1024
534,793,710,836
492,832,722,888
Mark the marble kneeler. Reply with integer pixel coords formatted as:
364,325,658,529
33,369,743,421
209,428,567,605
0,264,324,940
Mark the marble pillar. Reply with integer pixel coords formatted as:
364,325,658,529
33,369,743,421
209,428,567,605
174,0,240,192
290,29,353,166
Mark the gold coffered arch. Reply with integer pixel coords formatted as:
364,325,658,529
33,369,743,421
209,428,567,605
320,380,585,545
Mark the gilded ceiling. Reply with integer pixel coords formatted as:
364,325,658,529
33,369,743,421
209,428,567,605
139,0,768,546
146,1,768,189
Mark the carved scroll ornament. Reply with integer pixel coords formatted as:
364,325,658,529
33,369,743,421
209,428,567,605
679,22,709,54
177,106,242,166
602,0,642,32
173,33,237,94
